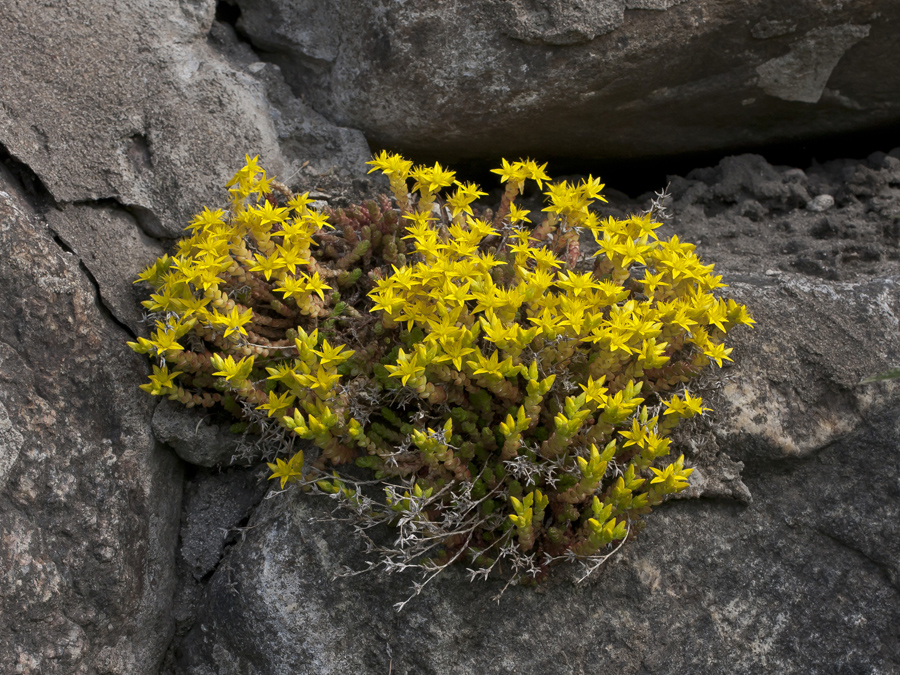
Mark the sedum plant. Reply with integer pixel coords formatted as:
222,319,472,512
130,153,753,608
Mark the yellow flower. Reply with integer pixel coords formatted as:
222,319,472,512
726,299,756,327
303,272,332,301
384,349,425,386
508,204,531,224
441,279,472,307
649,455,693,493
275,244,309,274
248,252,283,281
578,175,606,202
469,349,504,378
640,271,669,296
211,354,255,384
703,341,734,367
435,335,476,371
139,364,183,396
618,418,648,448
275,275,309,301
267,449,305,489
556,270,598,297
522,159,550,189
149,328,184,356
258,390,296,418
315,340,355,368
252,201,289,226
446,182,486,218
366,151,413,178
664,392,710,418
491,158,529,192
530,247,562,270
287,192,313,212
402,210,438,228
369,287,405,316
466,216,498,240
302,209,332,230
411,162,456,194
308,365,341,398
578,375,608,405
527,307,562,339
213,305,255,338
187,207,226,234
479,310,515,345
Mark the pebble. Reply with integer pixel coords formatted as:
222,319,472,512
806,194,835,212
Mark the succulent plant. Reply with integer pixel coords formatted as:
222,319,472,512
130,153,753,608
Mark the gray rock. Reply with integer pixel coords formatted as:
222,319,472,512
805,194,834,212
233,0,900,160
0,0,370,239
0,166,181,674
45,203,167,333
0,398,25,492
161,465,270,672
168,152,900,673
669,153,812,210
0,1,373,671
180,468,270,581
750,18,797,40
151,398,253,468
665,151,900,280
755,24,870,104
715,274,900,459
3,0,899,669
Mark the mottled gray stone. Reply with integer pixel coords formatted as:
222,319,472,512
3,0,900,668
806,194,835,212
750,17,798,40
151,398,251,468
180,468,270,581
173,404,900,674
0,166,181,674
0,0,370,239
755,25,871,104
0,399,24,491
0,1,373,671
234,0,900,161
46,203,166,333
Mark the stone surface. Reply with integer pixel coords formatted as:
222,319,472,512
659,150,900,280
714,274,900,460
151,398,254,468
167,152,900,673
233,0,900,161
161,465,271,671
642,151,900,461
0,1,373,672
0,165,181,674
806,194,835,212
179,467,270,581
755,24,871,104
0,0,370,239
171,409,900,674
46,203,166,333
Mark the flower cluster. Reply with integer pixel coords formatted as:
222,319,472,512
130,153,753,602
